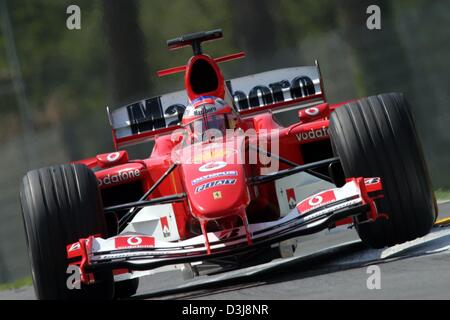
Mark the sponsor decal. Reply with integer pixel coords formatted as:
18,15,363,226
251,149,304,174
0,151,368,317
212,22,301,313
183,103,218,118
228,75,316,111
305,107,320,116
97,169,141,187
363,176,382,193
191,170,238,185
300,198,361,223
193,149,234,163
298,103,329,123
308,195,323,206
198,161,227,172
286,188,297,210
114,236,155,249
364,177,380,185
124,73,317,134
160,216,171,238
193,105,216,116
297,190,336,214
68,242,80,252
296,126,329,142
213,191,222,200
195,179,237,193
106,152,120,162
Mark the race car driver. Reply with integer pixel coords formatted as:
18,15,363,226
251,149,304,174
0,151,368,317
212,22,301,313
182,96,241,143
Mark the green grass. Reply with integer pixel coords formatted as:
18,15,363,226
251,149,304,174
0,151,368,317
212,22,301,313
0,276,32,291
436,189,450,202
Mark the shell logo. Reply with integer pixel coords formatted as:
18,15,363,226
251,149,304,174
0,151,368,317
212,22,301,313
193,148,234,163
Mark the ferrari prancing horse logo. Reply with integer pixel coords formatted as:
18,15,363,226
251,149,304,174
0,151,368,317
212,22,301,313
286,188,297,210
160,216,171,237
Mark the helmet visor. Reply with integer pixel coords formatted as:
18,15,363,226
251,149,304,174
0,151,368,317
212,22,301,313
187,114,227,142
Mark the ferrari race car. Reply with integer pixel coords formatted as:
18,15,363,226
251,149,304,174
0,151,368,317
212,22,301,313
20,29,437,299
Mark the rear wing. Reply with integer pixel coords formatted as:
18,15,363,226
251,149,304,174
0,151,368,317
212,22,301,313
109,62,325,149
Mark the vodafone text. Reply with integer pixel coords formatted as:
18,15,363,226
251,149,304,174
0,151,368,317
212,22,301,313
97,169,140,187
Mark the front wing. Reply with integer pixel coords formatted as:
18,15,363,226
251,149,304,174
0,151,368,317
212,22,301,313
67,177,383,284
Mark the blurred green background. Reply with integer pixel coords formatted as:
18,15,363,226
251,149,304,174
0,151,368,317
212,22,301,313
0,0,448,284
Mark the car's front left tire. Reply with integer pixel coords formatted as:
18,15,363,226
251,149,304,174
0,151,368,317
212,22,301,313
20,164,114,299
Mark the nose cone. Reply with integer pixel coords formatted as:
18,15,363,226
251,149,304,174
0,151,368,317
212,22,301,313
180,145,249,220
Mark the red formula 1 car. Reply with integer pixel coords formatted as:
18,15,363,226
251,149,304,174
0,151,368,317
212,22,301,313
20,29,437,299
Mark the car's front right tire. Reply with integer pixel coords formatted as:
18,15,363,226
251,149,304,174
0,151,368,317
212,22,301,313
329,93,436,248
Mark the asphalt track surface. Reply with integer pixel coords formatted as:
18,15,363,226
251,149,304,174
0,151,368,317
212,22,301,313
1,202,449,300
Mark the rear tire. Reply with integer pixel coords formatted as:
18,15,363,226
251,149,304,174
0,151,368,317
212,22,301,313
20,164,114,299
329,93,436,248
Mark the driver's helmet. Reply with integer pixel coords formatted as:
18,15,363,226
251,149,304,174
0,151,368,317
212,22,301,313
182,96,240,142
